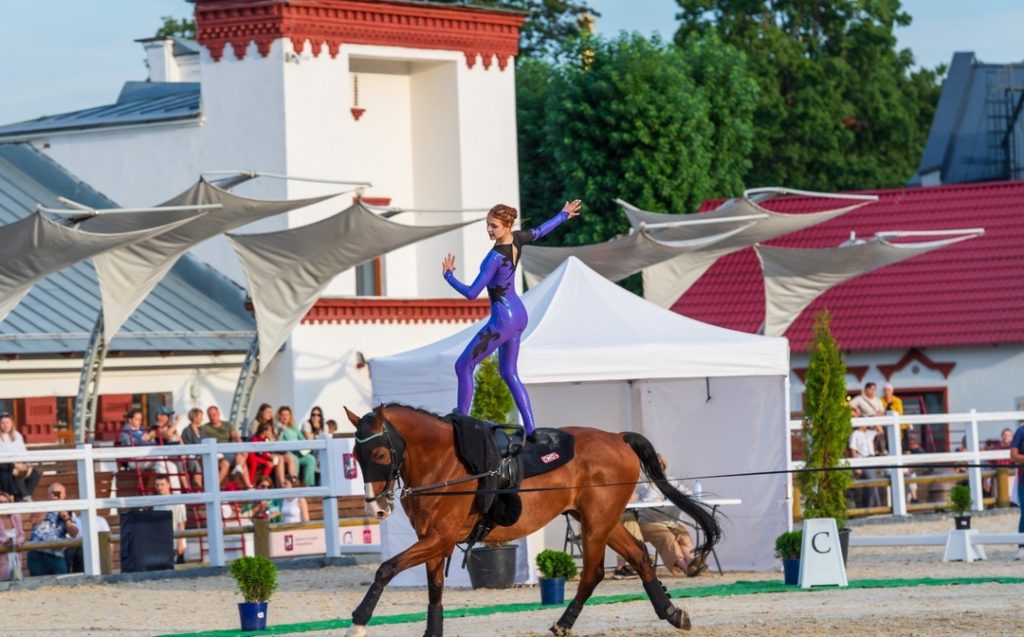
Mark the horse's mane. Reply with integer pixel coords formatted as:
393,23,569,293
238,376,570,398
380,402,452,424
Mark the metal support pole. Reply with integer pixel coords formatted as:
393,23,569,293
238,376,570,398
74,312,108,445
229,337,261,428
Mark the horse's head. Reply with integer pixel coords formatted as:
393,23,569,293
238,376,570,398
346,405,406,519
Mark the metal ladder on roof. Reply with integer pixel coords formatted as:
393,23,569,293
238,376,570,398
73,312,107,445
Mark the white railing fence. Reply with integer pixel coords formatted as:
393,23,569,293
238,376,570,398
788,409,1021,517
0,436,363,576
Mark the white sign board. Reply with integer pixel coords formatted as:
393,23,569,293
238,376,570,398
798,518,848,588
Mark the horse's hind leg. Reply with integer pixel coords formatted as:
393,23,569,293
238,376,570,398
550,515,617,637
424,556,445,637
606,524,691,631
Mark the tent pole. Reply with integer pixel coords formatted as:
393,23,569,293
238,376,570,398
74,312,108,445
229,338,261,429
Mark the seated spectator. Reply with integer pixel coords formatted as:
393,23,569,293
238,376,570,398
251,475,282,522
280,474,309,524
277,407,317,486
0,491,25,581
179,408,206,489
327,419,340,436
27,483,76,576
247,422,285,486
119,408,157,447
153,475,187,564
200,406,251,489
152,406,189,491
635,457,705,577
249,403,275,439
301,406,326,439
0,413,40,501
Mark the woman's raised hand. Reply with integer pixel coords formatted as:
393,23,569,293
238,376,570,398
442,253,456,276
562,199,582,217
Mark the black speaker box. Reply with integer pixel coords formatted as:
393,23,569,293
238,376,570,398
119,509,174,573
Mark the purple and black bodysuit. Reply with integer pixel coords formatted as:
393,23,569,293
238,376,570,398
443,209,570,435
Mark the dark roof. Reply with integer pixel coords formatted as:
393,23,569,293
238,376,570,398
0,143,253,355
0,82,200,138
910,52,1024,185
671,180,1024,352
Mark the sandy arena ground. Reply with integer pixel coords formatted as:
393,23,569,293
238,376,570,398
1,512,1023,637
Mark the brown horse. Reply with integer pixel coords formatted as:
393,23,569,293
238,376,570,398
344,404,721,637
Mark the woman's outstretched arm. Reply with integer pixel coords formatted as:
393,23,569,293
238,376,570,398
527,199,581,242
443,251,500,299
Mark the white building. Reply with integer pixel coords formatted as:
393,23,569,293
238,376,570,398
0,0,528,424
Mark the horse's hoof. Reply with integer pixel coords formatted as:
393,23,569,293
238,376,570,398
346,625,369,637
668,607,691,631
549,624,572,637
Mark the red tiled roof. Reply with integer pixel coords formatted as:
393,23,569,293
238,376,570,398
671,180,1024,352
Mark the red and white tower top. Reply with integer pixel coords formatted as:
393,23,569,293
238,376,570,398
195,0,527,69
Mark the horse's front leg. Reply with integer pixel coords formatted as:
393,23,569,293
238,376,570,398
424,556,446,637
346,536,448,637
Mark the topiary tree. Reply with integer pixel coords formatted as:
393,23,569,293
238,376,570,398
470,355,515,423
797,310,852,529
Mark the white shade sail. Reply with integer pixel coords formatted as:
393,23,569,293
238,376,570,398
637,193,874,308
757,231,983,337
0,208,202,324
228,202,476,371
92,179,337,342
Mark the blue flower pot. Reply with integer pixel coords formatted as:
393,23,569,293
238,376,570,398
238,601,269,631
782,559,800,586
539,577,565,605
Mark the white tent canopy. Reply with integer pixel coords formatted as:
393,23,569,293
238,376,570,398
636,191,876,307
0,208,202,323
228,202,476,371
92,179,337,342
757,230,983,336
371,257,791,583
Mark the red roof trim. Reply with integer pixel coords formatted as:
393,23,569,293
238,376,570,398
302,298,489,324
195,0,525,67
877,348,956,380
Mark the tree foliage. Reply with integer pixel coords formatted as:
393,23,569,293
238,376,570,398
797,310,852,529
674,0,943,190
470,355,515,423
517,34,756,255
155,15,196,40
429,0,598,59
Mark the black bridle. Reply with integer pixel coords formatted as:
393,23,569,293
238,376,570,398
353,417,406,505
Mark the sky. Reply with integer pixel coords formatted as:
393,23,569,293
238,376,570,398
0,0,1023,125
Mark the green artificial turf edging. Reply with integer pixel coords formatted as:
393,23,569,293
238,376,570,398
156,576,1024,637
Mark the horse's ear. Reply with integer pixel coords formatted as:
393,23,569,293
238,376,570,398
372,404,386,430
344,407,360,426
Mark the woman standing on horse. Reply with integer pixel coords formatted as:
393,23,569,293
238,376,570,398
442,199,581,439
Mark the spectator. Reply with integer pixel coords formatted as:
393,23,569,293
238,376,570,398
849,421,880,509
326,419,340,436
1010,422,1024,560
200,406,251,489
179,408,205,489
849,382,884,418
248,422,286,486
301,406,326,439
249,403,275,439
27,483,76,576
280,474,309,524
153,475,187,564
252,475,282,522
119,408,157,447
634,457,704,577
0,412,40,501
880,383,911,447
905,436,926,503
0,491,24,581
152,406,188,491
277,407,317,486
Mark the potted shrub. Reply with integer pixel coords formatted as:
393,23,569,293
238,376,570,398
229,556,278,631
536,549,578,605
950,484,973,530
774,530,802,585
796,311,853,564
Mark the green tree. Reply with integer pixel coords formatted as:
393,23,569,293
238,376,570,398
430,0,598,59
518,34,756,251
155,15,196,40
797,310,852,529
675,0,943,190
470,356,515,423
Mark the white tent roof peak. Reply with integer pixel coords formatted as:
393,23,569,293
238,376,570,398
372,256,789,400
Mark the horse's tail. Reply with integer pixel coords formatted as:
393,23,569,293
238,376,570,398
622,432,723,561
